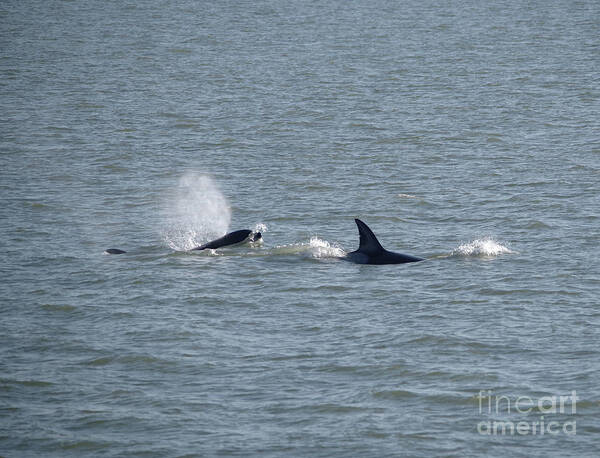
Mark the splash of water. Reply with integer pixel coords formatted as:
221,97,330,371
253,222,268,233
161,173,231,251
451,238,514,257
271,237,346,259
308,237,346,258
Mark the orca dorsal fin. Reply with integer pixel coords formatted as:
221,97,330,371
355,219,386,254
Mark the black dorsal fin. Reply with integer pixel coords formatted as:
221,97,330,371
355,219,386,254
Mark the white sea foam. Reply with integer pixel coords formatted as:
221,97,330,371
271,237,346,259
307,237,346,258
451,238,515,257
161,173,231,251
253,222,268,233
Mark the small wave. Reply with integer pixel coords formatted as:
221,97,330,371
398,193,419,199
451,238,515,257
373,389,418,400
84,356,114,366
41,303,77,312
1,378,54,387
525,220,551,229
192,248,222,257
59,440,111,451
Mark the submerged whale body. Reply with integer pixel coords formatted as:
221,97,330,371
191,230,262,251
345,219,422,265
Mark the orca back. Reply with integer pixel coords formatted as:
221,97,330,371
192,229,252,250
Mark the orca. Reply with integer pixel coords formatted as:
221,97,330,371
345,219,422,265
104,230,262,254
191,230,262,251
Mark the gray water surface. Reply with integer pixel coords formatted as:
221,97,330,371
1,1,599,456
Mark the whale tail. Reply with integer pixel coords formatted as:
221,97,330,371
355,218,386,255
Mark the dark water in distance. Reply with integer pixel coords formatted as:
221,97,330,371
1,0,599,456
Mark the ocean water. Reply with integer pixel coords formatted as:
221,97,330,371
1,0,599,456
